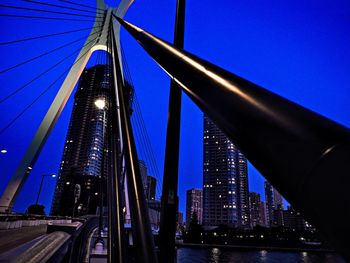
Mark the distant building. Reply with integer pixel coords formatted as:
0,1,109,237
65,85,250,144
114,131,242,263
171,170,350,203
265,181,283,226
148,199,161,229
249,192,261,227
146,175,156,200
273,206,309,231
177,211,184,225
51,65,111,216
138,160,148,191
203,116,250,228
186,188,203,229
259,201,268,227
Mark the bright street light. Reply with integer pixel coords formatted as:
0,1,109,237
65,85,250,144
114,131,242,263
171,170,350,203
94,99,106,110
0,149,7,154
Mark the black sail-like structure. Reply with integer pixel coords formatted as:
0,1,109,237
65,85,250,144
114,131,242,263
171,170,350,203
115,16,350,260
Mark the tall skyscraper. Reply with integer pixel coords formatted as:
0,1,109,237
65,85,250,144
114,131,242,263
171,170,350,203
146,175,156,200
138,160,148,191
203,115,250,228
249,192,261,227
259,201,268,227
186,188,203,229
265,181,284,226
51,65,111,216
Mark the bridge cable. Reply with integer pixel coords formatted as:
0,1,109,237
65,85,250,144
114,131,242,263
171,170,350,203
133,95,163,198
0,25,102,46
0,30,102,74
0,14,104,22
130,95,163,226
0,4,104,19
121,50,163,195
59,0,106,12
120,45,163,198
21,0,106,15
0,30,102,104
120,45,163,197
0,34,101,135
134,99,162,199
128,97,160,224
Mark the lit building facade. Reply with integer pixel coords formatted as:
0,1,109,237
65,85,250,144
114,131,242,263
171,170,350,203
249,192,261,227
146,175,156,200
186,188,203,229
51,65,111,216
203,115,250,228
259,201,268,227
265,181,284,226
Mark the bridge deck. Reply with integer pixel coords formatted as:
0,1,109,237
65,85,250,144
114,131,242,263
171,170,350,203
0,225,47,254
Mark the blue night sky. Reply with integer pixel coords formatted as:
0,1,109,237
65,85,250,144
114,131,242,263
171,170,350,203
0,0,349,216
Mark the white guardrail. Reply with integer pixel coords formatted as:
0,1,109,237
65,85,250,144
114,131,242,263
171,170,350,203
0,219,72,230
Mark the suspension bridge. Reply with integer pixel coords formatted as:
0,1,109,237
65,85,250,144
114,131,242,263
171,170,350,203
0,0,349,262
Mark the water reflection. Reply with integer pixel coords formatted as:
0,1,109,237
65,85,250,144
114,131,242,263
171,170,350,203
176,247,346,263
260,250,267,262
211,248,221,263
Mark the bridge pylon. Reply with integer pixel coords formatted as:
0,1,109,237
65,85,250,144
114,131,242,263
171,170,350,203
0,0,132,214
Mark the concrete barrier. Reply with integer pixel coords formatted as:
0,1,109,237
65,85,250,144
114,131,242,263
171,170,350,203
0,221,10,230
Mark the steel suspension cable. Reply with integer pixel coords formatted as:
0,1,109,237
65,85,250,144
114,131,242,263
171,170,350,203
0,32,101,104
120,61,163,198
0,38,104,135
132,100,163,199
118,42,161,229
133,96,163,198
0,4,103,19
0,30,102,74
0,26,102,46
59,0,106,12
0,14,103,22
120,44,163,198
22,0,105,15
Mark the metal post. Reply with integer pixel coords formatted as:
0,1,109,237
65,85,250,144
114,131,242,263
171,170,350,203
115,17,350,261
159,0,185,262
107,39,127,263
110,26,158,263
35,175,45,205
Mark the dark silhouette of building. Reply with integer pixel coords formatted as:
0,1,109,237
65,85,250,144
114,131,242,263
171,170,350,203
259,201,268,227
203,116,250,228
139,160,148,191
265,181,284,226
273,206,310,231
249,192,261,227
177,211,184,225
51,65,111,216
146,175,156,200
147,199,161,228
186,188,202,230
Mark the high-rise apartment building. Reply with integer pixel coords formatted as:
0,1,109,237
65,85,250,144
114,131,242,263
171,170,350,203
265,181,284,226
51,65,111,216
259,201,268,227
186,188,203,229
203,116,250,228
146,175,156,200
139,160,148,192
249,192,261,227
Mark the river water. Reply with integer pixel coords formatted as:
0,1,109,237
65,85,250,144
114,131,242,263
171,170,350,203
176,247,346,263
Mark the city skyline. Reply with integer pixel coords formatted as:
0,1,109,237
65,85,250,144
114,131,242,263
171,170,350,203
185,188,202,229
203,116,250,228
0,0,349,217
